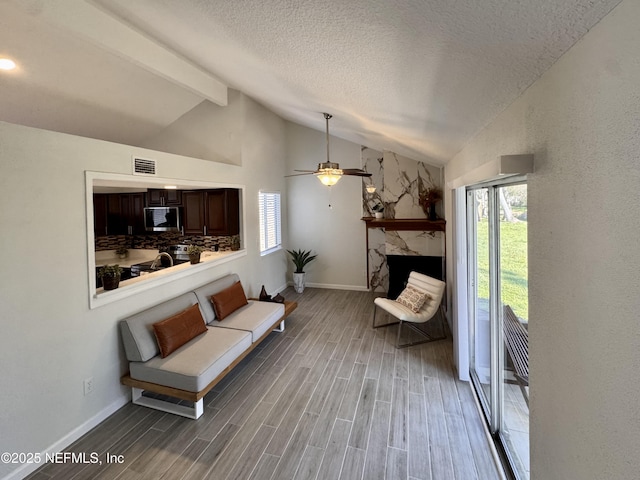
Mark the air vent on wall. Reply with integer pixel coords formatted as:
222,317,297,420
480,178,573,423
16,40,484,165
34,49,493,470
132,157,157,176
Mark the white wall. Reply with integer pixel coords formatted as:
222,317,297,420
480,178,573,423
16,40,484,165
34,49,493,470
0,92,288,479
141,89,244,166
285,122,368,290
445,1,640,478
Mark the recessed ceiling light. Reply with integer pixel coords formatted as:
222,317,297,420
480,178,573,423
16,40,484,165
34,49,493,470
0,58,16,70
164,185,177,189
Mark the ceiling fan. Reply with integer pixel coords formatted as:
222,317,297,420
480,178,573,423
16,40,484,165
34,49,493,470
287,113,372,186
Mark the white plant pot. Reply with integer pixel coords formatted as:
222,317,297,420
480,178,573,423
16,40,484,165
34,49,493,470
293,272,306,293
374,212,383,219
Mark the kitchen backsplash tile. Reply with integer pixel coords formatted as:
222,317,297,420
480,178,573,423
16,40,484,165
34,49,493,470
95,232,241,252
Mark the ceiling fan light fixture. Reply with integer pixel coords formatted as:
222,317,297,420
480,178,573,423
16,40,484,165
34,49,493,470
286,113,371,186
0,58,17,70
316,170,342,186
316,164,343,186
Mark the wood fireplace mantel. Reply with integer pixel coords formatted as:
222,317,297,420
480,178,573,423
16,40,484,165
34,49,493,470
361,217,446,232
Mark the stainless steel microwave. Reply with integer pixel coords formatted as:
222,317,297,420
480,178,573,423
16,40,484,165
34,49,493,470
144,206,182,232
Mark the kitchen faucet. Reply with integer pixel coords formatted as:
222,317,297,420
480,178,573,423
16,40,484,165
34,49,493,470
150,252,173,270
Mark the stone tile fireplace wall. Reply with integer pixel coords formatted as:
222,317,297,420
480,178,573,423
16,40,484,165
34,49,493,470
362,148,444,293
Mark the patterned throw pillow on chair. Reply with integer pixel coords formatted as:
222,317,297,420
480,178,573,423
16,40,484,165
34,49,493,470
396,285,431,313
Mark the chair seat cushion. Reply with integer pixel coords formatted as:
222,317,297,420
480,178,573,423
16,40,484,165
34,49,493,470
374,297,434,323
129,327,252,392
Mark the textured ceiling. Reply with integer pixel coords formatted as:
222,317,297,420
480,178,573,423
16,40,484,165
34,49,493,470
0,0,622,164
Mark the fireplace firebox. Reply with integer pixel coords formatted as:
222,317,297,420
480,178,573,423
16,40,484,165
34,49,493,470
386,255,444,299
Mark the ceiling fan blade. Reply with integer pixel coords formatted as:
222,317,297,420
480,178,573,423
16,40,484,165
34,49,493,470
341,169,372,177
294,169,318,173
285,172,315,177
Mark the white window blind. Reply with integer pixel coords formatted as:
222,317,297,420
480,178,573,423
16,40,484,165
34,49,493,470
259,192,281,254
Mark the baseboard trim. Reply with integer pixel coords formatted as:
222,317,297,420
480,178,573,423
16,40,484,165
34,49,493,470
287,281,370,292
273,283,289,295
3,395,129,480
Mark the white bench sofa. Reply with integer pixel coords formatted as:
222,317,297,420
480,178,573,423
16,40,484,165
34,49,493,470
119,273,285,419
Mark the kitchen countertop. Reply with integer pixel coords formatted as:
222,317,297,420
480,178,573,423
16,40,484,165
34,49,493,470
95,249,238,294
95,249,159,268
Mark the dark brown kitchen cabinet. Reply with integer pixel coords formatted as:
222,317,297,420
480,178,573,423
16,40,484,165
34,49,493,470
93,193,145,236
147,189,182,206
93,194,108,237
182,191,206,235
120,193,145,234
206,189,239,235
182,189,240,236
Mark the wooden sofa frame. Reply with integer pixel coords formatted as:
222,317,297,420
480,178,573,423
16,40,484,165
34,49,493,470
121,300,296,419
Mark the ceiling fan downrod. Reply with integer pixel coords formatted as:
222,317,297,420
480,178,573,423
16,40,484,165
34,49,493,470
324,112,332,165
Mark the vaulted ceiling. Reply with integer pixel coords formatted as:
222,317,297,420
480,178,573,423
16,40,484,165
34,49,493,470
0,0,621,165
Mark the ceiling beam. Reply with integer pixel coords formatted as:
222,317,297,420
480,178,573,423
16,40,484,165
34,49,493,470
30,0,228,106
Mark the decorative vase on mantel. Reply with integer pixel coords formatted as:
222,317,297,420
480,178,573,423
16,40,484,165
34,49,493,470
419,187,443,221
428,203,437,221
421,202,438,220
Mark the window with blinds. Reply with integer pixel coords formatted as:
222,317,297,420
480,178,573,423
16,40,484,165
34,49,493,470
259,191,282,254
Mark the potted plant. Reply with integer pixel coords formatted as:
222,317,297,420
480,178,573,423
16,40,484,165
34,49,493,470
115,246,129,259
187,244,204,264
287,249,317,293
372,201,384,219
419,186,443,220
97,264,123,290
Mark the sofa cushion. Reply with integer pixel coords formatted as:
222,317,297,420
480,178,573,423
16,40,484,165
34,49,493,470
120,292,202,362
129,327,252,392
194,274,241,323
209,300,284,342
153,304,208,358
210,281,248,320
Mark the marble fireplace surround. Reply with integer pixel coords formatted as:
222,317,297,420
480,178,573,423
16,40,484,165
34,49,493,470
362,217,445,291
361,148,445,293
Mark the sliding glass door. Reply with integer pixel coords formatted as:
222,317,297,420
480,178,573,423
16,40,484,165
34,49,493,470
468,180,529,479
468,188,493,417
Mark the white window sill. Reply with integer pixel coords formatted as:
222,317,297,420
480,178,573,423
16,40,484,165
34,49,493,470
260,245,282,257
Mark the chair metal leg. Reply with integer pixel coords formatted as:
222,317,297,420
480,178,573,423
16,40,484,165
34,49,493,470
396,320,404,348
394,305,447,349
372,304,399,329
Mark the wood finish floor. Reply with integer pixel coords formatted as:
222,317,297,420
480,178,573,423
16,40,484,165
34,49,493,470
27,288,500,480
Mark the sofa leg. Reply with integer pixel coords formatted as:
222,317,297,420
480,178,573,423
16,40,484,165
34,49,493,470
132,387,143,402
193,398,204,418
273,320,285,333
130,387,204,419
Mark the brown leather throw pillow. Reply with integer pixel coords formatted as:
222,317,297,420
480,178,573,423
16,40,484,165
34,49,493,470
210,281,248,320
152,304,207,358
